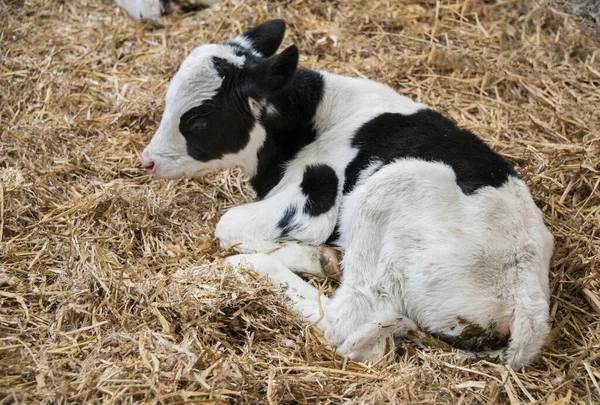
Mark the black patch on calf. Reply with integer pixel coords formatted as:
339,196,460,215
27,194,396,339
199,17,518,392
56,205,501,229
300,164,338,216
212,56,239,78
178,57,256,162
326,225,341,246
344,110,518,195
237,19,286,57
250,69,325,199
278,206,298,237
178,46,323,199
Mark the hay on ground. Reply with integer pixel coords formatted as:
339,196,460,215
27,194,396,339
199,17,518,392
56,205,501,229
1,0,599,403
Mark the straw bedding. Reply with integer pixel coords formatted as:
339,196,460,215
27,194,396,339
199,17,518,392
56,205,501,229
1,0,599,403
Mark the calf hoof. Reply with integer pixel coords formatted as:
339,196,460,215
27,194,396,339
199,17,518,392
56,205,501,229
223,254,248,268
320,247,341,282
267,243,341,280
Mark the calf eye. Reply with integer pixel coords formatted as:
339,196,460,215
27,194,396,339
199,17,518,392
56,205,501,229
180,113,211,136
191,118,210,130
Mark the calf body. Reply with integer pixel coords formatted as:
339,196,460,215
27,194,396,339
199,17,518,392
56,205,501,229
142,20,554,368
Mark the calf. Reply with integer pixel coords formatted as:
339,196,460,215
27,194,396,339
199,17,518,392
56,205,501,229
141,20,554,369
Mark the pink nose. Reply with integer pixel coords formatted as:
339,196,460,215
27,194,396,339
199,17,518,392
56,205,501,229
140,151,155,173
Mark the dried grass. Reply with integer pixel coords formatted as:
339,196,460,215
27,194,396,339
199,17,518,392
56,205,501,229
1,0,599,403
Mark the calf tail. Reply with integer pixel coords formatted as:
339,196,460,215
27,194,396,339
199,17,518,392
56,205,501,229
503,260,551,369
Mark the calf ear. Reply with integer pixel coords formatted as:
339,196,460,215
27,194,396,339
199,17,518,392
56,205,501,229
235,19,286,57
246,45,299,97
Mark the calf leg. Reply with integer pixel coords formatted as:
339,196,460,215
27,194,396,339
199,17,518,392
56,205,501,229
324,284,392,360
216,200,340,279
226,252,417,363
337,314,417,361
224,253,329,324
269,243,341,281
322,172,422,361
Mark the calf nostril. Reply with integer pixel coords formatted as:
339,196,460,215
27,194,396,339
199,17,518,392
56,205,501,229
141,157,155,170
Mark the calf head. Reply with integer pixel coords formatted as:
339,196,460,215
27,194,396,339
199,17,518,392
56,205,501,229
141,19,298,179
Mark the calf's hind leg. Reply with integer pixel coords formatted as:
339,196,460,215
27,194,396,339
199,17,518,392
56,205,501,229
322,198,418,361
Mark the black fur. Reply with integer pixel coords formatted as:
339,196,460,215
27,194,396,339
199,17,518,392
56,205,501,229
237,19,286,57
344,111,518,195
246,45,299,98
178,58,255,162
250,69,325,199
326,226,341,246
278,206,298,237
301,164,339,216
179,44,323,200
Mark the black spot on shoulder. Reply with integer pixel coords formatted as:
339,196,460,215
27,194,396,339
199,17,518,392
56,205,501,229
278,206,298,237
301,164,339,216
344,110,518,195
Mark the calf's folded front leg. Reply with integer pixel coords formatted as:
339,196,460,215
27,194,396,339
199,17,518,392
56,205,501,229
224,253,330,324
215,200,340,280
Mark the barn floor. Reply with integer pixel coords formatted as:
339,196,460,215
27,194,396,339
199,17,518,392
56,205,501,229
1,0,599,403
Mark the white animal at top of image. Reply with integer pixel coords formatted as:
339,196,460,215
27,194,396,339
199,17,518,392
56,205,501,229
141,19,554,370
113,0,217,22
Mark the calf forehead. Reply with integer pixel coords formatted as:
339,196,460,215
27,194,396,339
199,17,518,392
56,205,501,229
165,44,245,114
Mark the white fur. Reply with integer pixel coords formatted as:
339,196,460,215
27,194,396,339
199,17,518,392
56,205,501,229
326,161,553,367
114,0,217,22
224,162,552,368
114,0,164,21
230,36,263,57
145,41,554,369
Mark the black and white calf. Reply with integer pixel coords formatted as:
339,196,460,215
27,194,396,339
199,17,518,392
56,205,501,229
141,20,554,369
